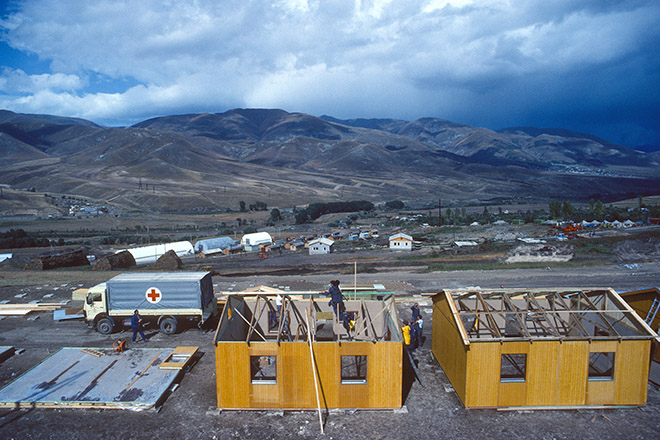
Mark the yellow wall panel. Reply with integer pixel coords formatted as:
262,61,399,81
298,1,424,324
216,339,402,409
215,342,250,408
527,342,558,406
432,297,468,404
498,381,527,407
615,340,650,405
465,342,500,407
556,341,588,405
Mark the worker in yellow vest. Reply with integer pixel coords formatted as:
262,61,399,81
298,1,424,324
401,320,412,352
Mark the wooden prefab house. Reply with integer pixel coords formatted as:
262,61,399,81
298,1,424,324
214,295,402,410
432,288,658,409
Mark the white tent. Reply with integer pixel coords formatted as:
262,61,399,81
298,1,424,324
118,241,194,265
241,232,273,247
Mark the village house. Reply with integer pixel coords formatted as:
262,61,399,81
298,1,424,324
308,237,334,255
388,233,413,251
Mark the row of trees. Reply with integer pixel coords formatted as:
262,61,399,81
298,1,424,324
0,229,65,249
295,200,374,224
239,201,268,212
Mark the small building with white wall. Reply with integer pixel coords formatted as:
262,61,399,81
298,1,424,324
389,233,413,251
308,238,334,255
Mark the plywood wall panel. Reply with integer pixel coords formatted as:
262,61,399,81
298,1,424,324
526,342,558,406
556,341,588,405
615,340,650,405
432,296,469,404
215,342,250,408
465,342,499,408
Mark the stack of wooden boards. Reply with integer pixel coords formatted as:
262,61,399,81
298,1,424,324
0,301,68,316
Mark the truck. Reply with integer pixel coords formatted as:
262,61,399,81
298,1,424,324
84,272,217,335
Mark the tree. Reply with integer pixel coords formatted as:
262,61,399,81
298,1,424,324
269,208,282,223
593,201,605,218
561,201,574,219
549,200,562,218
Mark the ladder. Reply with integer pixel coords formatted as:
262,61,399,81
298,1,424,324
645,297,660,326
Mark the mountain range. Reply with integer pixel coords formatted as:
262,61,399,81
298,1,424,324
0,108,658,213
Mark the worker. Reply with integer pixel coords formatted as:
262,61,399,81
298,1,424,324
412,317,422,349
410,318,418,351
416,315,424,347
269,294,283,330
402,320,412,353
131,309,147,343
322,280,345,318
411,303,420,321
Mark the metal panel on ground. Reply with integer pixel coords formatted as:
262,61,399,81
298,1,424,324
0,347,183,410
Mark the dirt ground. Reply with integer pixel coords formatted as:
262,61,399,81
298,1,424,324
1,261,660,439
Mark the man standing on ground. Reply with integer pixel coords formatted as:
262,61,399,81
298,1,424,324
131,309,147,343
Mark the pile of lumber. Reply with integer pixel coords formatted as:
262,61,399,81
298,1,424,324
0,302,68,316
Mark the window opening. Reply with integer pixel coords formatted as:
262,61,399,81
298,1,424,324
250,355,277,383
500,353,526,382
588,352,614,380
341,355,367,384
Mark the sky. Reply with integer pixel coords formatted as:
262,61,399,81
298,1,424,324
0,0,659,148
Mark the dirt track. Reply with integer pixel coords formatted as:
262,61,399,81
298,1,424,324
1,260,660,439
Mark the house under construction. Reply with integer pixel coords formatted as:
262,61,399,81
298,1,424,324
213,294,402,410
432,288,658,409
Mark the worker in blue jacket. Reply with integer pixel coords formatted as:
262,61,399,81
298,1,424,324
322,280,345,318
131,309,147,343
411,303,420,321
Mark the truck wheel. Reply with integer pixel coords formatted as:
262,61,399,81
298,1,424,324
96,317,114,335
160,316,177,335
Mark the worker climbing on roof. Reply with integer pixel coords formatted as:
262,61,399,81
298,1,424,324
131,309,147,343
322,279,346,319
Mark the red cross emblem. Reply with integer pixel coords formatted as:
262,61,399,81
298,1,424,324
145,287,162,304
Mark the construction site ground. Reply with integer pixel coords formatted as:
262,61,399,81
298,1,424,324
1,259,660,440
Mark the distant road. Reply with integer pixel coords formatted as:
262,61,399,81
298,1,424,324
219,262,660,295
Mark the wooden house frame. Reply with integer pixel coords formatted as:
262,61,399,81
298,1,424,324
214,294,403,410
432,288,658,409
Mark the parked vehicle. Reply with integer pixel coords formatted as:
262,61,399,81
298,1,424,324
84,272,217,335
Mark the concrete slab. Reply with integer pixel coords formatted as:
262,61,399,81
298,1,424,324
0,347,182,410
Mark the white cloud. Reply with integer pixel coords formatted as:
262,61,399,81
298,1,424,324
0,68,84,93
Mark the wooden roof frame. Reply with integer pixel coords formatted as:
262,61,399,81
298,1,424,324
214,294,401,344
441,288,658,344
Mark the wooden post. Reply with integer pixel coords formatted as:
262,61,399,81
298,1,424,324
354,261,357,300
305,310,324,434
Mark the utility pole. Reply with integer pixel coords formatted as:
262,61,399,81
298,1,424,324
438,198,442,226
